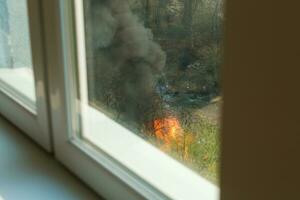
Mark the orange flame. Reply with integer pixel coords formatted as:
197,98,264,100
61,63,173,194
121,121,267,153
153,117,182,146
153,117,194,160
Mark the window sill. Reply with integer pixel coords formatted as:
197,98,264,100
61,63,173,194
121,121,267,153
0,115,101,200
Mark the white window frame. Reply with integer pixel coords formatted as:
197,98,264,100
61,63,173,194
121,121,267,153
47,0,219,199
0,0,51,151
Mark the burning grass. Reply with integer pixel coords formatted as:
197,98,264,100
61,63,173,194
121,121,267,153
92,98,220,183
146,111,220,183
152,117,195,160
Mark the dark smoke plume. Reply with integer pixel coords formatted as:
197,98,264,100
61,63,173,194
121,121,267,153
86,0,167,130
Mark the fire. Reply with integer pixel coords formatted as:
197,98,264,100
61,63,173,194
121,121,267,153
153,117,182,146
152,117,194,160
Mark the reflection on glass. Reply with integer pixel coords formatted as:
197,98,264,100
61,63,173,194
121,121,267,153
0,0,36,103
83,0,223,183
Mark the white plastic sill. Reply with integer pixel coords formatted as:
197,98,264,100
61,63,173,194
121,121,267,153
0,68,36,103
0,115,101,200
81,104,220,200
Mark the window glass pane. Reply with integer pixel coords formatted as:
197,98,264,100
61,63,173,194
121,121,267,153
80,0,223,183
0,0,36,104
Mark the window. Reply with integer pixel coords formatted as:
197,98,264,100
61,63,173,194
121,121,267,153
0,0,51,151
0,0,223,199
0,0,36,108
82,0,222,182
52,0,222,199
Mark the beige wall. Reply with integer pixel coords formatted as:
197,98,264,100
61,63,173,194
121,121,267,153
221,0,300,199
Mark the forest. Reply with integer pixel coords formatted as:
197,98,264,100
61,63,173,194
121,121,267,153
84,0,223,182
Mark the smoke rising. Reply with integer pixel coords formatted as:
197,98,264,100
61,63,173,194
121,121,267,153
87,0,167,129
